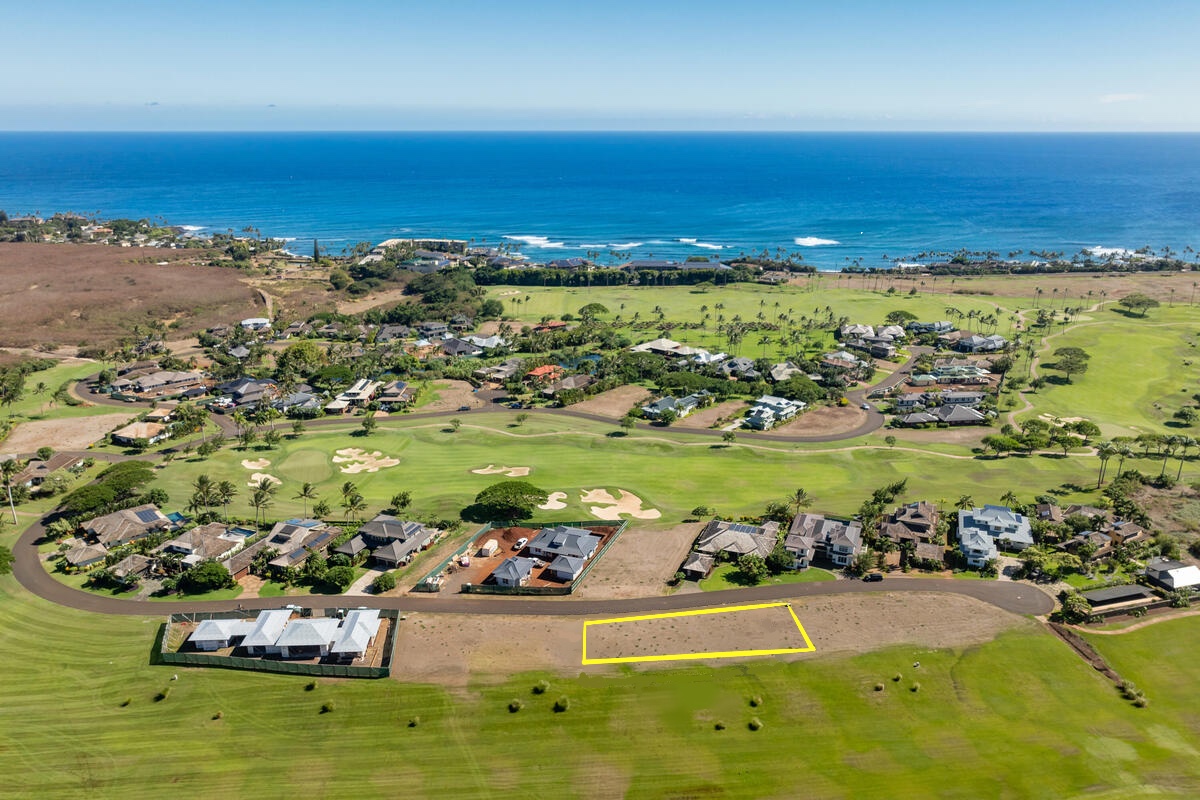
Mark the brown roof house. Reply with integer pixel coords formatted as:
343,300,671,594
879,501,940,546
83,504,172,547
111,421,170,447
788,513,863,568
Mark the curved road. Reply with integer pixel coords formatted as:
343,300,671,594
13,518,1053,618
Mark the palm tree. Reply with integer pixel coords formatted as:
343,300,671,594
789,488,813,514
1176,436,1197,481
340,480,357,502
342,491,367,522
955,494,975,511
250,487,274,527
1095,441,1116,487
294,482,318,517
1,458,19,524
215,480,238,522
1000,490,1020,509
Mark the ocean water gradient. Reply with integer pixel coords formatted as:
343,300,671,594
0,132,1198,269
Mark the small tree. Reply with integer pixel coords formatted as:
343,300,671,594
263,429,283,449
766,540,793,574
620,415,637,433
178,562,234,594
449,418,462,432
36,446,54,461
722,430,737,444
371,572,397,593
1118,293,1160,317
325,565,356,591
884,435,897,448
390,491,412,512
736,553,770,584
360,412,378,436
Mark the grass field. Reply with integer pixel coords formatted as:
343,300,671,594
1,360,119,422
2,555,1199,797
146,415,1110,526
1023,307,1200,438
699,563,836,591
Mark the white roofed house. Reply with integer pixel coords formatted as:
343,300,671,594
745,395,805,430
239,608,295,655
274,617,341,659
1144,558,1200,591
188,617,256,651
330,609,383,661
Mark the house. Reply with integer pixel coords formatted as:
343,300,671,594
417,321,450,339
11,453,82,488
956,334,1007,353
263,519,338,572
188,617,258,651
548,554,587,582
630,337,684,356
401,253,451,273
745,395,805,430
158,522,246,566
111,553,154,583
958,505,1034,564
694,519,778,560
216,377,278,407
228,345,251,360
240,317,271,332
1082,585,1157,611
907,320,954,334
330,608,383,661
1144,558,1200,591
240,608,296,654
718,357,761,380
274,391,324,416
899,405,986,426
641,390,712,420
542,374,595,399
768,362,804,382
275,618,342,659
442,338,484,358
111,421,170,446
525,364,565,384
533,320,570,334
144,404,176,424
64,543,108,571
466,334,508,350
527,525,601,561
375,324,411,344
127,370,206,396
822,350,863,371
931,390,986,407
492,556,536,587
680,551,716,580
347,514,437,567
335,378,380,407
879,501,940,546
932,358,989,384
83,504,172,547
958,528,999,567
473,358,524,383
332,535,370,561
877,324,907,340
788,513,863,567
373,381,415,409
840,323,875,339
280,321,311,339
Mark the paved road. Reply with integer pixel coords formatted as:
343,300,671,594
13,518,1053,618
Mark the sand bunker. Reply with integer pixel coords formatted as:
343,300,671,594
471,464,532,477
580,488,661,520
333,447,399,474
241,458,271,470
538,491,568,510
247,473,281,487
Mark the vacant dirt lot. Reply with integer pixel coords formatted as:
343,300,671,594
391,592,1032,686
584,603,810,661
775,404,866,436
3,412,136,452
574,523,700,599
675,400,746,430
0,243,264,348
421,380,489,412
569,385,651,419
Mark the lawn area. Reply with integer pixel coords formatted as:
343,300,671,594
699,563,836,591
146,414,1106,526
0,359,117,422
1084,616,1200,726
1022,306,1200,438
2,563,1200,797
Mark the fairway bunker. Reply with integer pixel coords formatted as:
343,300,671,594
241,458,271,470
333,448,400,474
538,491,568,510
247,472,281,487
471,464,532,477
581,488,661,520
582,602,814,664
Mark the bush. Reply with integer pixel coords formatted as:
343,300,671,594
508,699,523,713
893,673,902,682
120,697,132,707
749,695,763,708
748,717,764,731
713,721,726,731
212,711,223,720
408,716,420,727
371,572,397,594
154,688,171,702
911,683,921,693
320,702,335,714
874,683,885,692
324,565,356,591
532,680,550,695
553,696,570,713
305,680,318,692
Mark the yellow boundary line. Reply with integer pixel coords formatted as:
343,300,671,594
581,601,815,665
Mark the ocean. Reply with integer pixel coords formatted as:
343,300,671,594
1,132,1198,270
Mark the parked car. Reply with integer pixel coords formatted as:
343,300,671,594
458,405,471,411
863,572,884,582
861,403,872,410
513,537,528,550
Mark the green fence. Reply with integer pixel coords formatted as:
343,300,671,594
159,607,399,679
418,520,628,595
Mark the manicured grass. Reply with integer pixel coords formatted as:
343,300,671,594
3,563,1200,797
0,360,119,422
1084,616,1200,718
699,563,836,591
147,585,244,602
147,415,1106,527
1022,307,1200,437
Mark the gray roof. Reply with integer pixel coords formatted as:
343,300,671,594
333,535,370,557
548,554,587,575
241,608,294,648
528,526,601,559
492,556,536,583
1082,585,1155,605
331,609,382,655
695,519,776,559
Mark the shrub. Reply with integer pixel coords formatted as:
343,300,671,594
911,683,921,693
893,673,902,682
748,717,764,731
212,711,223,720
1133,695,1149,708
749,695,763,707
874,683,885,692
553,696,570,713
305,680,318,692
508,699,523,713
532,680,550,695
713,721,726,731
320,702,335,714
408,716,420,727
154,688,171,702
119,697,132,707
371,572,397,593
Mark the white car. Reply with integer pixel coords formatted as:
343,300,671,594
513,537,528,550
861,403,872,410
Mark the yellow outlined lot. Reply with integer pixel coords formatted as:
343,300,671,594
581,601,816,665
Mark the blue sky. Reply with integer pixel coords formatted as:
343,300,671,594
3,0,1198,130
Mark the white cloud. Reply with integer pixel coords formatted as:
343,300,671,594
1099,93,1146,104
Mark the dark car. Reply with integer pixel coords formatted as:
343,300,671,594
863,572,884,582
458,405,471,411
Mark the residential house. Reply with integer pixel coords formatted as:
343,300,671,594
216,377,279,407
788,513,863,568
111,553,154,584
679,551,716,580
822,350,863,371
110,421,170,446
375,324,411,344
83,504,172,547
907,320,954,334
337,378,381,407
274,618,342,659
376,380,416,409
144,404,177,424
158,522,246,566
879,501,940,546
717,357,761,380
274,391,324,416
899,405,986,426
840,323,875,339
11,453,82,488
768,361,804,382
442,338,484,358
547,554,587,582
1144,557,1200,591
465,334,508,350
877,324,907,340
525,364,565,385
745,395,805,430
473,358,524,383
240,317,271,332
263,519,338,572
330,608,383,661
1081,585,1157,611
533,320,570,334
630,337,684,356
416,321,450,339
241,608,297,655
64,543,108,571
641,390,713,420
693,519,778,560
340,514,438,568
188,617,258,651
527,525,601,561
956,334,1008,353
127,370,206,396
542,374,595,399
932,358,990,385
492,556,536,587
957,505,1034,565
228,345,251,360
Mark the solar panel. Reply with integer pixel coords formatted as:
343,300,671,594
134,509,160,523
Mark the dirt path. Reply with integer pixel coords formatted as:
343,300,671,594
1069,608,1200,635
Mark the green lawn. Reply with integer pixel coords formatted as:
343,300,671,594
146,415,1108,526
0,360,119,422
699,563,836,591
3,561,1200,797
1022,307,1200,438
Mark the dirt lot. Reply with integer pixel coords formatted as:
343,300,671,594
584,603,811,660
3,411,136,452
574,523,701,599
391,592,1034,686
420,380,489,413
439,525,620,593
569,385,651,419
0,243,265,348
674,400,746,430
774,404,866,436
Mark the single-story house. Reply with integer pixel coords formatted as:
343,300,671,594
111,553,154,583
548,554,587,582
542,374,595,399
1144,558,1200,591
525,364,566,384
718,357,761,380
1082,585,1157,610
527,525,601,561
11,453,82,488
330,608,382,661
442,338,484,358
694,519,778,560
158,522,246,565
63,543,108,571
274,618,341,659
241,608,297,655
492,556,536,587
83,504,172,547
111,421,170,446
189,617,258,651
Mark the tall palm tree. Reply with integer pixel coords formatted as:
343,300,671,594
1,458,20,524
294,482,318,517
215,480,238,522
1000,490,1020,509
955,494,975,511
342,491,367,522
250,487,274,527
789,488,813,514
